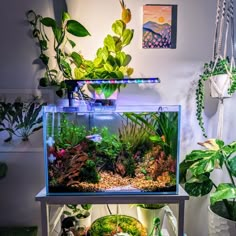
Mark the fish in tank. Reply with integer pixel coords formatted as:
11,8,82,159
43,105,180,195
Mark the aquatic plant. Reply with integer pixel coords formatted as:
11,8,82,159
63,204,92,219
124,111,178,159
118,119,153,156
54,117,87,149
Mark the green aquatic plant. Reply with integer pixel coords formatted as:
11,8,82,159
118,118,152,155
54,117,87,149
124,111,179,158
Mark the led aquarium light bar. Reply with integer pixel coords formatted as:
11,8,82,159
75,78,160,85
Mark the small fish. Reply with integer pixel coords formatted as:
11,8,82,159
86,134,102,143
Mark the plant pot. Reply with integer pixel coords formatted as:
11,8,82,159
76,213,92,229
209,74,231,98
208,205,236,236
90,89,119,111
137,207,165,235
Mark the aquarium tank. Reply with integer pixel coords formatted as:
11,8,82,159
43,105,180,195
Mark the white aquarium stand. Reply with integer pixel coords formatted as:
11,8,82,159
36,185,189,236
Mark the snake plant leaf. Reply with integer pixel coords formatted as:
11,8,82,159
228,157,236,177
66,20,90,37
185,174,213,196
210,183,236,205
122,29,134,46
112,20,125,36
71,52,82,68
104,35,116,52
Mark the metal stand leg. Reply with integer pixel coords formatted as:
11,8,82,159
40,202,49,236
178,200,185,236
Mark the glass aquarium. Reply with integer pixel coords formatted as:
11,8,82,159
43,105,180,195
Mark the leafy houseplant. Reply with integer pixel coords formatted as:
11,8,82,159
196,57,236,137
26,0,134,99
180,139,236,222
0,98,45,142
63,204,92,219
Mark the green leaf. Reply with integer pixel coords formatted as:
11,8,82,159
62,12,70,23
66,20,90,37
40,17,57,28
71,52,82,68
185,175,213,197
67,38,76,48
104,35,116,52
39,53,49,65
122,29,134,46
228,157,236,177
210,183,236,205
103,63,113,72
96,47,109,62
112,20,125,36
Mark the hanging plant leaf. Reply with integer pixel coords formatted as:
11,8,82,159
66,20,90,37
67,38,76,48
71,52,82,68
41,17,57,28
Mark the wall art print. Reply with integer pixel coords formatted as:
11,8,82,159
143,4,177,49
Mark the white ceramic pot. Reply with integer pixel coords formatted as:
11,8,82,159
137,207,165,235
208,205,236,236
209,74,231,98
76,213,92,229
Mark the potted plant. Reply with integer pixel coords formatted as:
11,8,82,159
196,56,236,137
180,139,236,235
133,204,166,235
63,204,92,230
26,0,134,101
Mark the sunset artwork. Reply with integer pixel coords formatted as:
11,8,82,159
143,5,177,49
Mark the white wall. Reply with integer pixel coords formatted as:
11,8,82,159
0,0,235,236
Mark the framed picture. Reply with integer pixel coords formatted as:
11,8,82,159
0,89,53,152
142,4,177,49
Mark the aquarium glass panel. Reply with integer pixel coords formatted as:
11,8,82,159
43,105,180,195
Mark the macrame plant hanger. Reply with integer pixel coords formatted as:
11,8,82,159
211,0,234,139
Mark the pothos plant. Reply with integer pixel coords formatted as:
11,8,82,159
180,139,236,221
26,0,134,99
196,57,236,137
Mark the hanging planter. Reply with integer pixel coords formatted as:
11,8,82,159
209,73,232,98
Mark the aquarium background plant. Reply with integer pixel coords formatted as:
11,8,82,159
26,0,134,99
